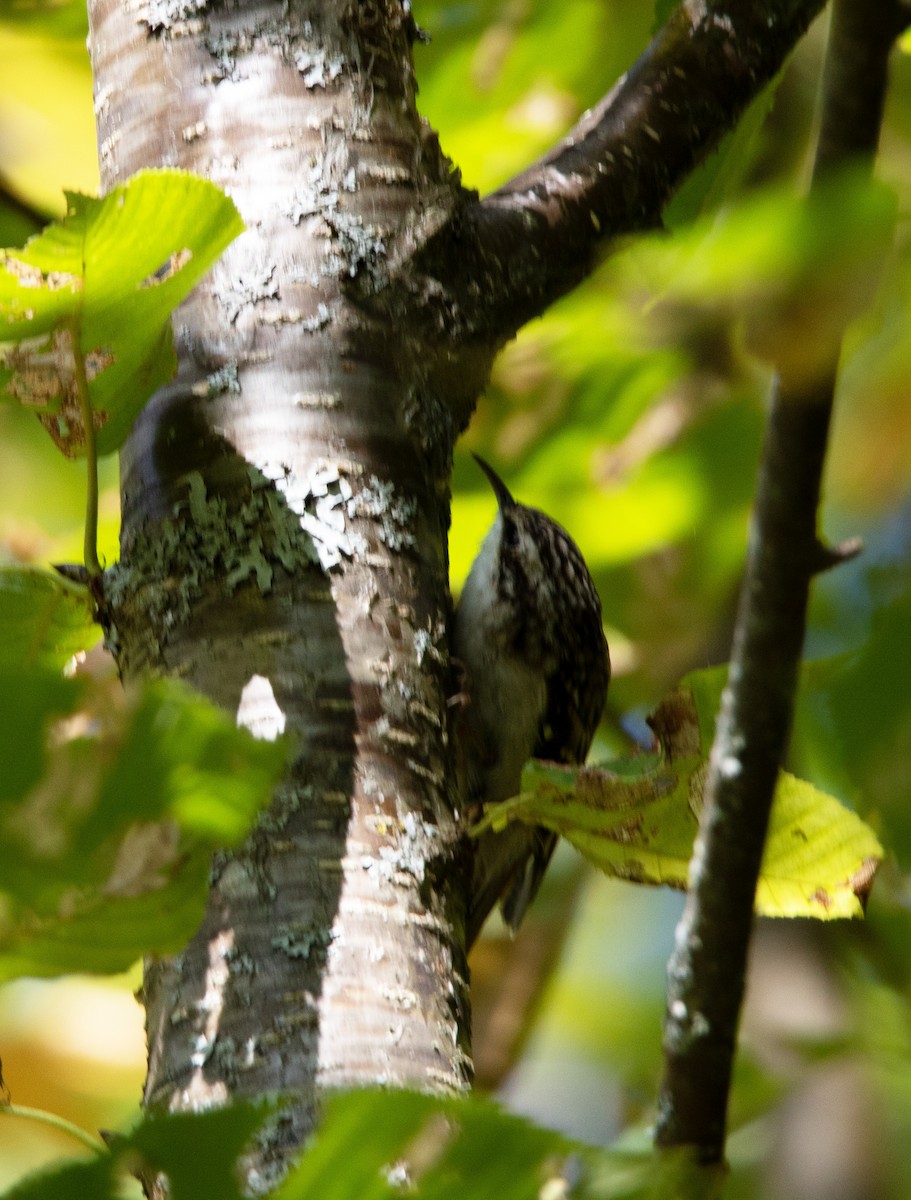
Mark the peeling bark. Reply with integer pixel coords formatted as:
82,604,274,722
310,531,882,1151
89,0,474,1179
85,0,838,1182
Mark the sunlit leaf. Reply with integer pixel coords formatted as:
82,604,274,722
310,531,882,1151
478,669,882,920
415,0,654,194
0,169,243,457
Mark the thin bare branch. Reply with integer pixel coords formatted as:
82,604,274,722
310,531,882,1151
654,0,903,1163
811,535,864,575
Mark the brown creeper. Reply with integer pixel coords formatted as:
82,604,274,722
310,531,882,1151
454,455,610,943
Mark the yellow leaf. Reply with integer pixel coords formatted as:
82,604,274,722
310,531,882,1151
476,680,883,920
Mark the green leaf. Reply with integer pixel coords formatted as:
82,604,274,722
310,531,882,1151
0,169,243,457
0,672,287,982
278,1090,442,1199
0,568,99,806
614,168,898,388
0,565,100,669
0,665,81,805
663,80,779,228
279,1089,581,1200
0,1155,116,1200
1,1104,269,1200
0,191,44,249
113,1106,268,1200
280,1089,720,1200
0,0,88,36
478,670,882,920
2,1092,718,1200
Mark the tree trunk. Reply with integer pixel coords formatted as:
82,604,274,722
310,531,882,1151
89,0,481,1179
86,0,829,1182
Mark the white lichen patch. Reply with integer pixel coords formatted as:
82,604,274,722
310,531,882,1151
141,0,208,34
412,623,446,666
292,389,340,409
262,462,366,569
214,264,279,324
351,475,418,550
181,119,208,143
294,49,346,88
203,361,240,395
326,210,388,288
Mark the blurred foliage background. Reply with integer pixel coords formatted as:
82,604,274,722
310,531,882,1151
2,1,911,1197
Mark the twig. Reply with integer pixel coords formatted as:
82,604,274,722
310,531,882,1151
654,0,905,1162
0,1102,106,1156
70,315,101,578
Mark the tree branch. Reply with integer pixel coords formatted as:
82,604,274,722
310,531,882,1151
443,0,827,350
653,0,904,1163
813,0,910,170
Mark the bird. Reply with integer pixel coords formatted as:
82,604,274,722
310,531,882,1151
453,454,610,944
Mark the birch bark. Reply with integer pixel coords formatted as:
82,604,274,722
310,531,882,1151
85,0,828,1183
90,0,475,1180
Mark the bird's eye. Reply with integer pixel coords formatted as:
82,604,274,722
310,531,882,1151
503,521,520,549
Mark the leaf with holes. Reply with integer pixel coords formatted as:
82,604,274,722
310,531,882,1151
0,169,243,457
478,668,882,920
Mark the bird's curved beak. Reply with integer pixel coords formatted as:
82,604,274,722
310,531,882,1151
472,453,516,512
